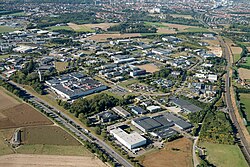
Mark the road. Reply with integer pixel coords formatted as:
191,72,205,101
219,36,250,165
0,75,133,167
192,137,199,167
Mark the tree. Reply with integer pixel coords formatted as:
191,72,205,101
95,126,101,135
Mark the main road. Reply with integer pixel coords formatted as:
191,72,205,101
0,75,134,167
219,36,250,165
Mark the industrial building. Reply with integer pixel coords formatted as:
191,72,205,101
112,106,131,118
46,72,107,100
110,127,147,150
132,113,192,134
130,106,147,115
170,97,202,113
131,116,162,133
96,111,119,123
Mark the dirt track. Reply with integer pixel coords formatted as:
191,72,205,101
0,154,107,167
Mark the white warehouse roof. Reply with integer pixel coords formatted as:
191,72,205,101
110,128,146,149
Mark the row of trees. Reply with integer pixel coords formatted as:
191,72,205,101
58,93,134,121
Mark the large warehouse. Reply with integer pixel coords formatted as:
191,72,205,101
110,127,147,150
46,72,107,100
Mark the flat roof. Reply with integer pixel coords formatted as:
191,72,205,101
110,128,146,146
154,127,178,139
133,117,162,131
170,98,202,113
152,115,174,127
131,106,147,114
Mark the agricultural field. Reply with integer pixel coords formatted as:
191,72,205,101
55,61,68,72
0,154,106,167
0,88,21,111
247,47,250,52
238,68,250,80
231,47,242,63
136,63,160,73
0,103,52,129
21,125,80,146
200,142,248,167
68,23,118,32
87,33,141,42
0,26,15,33
136,138,193,167
78,23,118,31
67,23,94,32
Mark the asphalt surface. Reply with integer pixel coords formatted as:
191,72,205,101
219,37,250,165
0,75,133,167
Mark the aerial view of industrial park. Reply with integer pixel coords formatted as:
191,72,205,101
0,0,250,167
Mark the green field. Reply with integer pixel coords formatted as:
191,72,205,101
0,26,15,33
144,22,166,28
73,26,94,32
239,93,250,131
234,54,242,63
118,79,139,88
21,126,81,146
49,26,73,31
17,144,91,156
242,57,250,68
184,27,210,33
200,142,248,167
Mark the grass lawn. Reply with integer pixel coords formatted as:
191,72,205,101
184,27,210,33
242,57,250,68
49,26,73,31
17,144,91,156
200,142,248,167
144,22,166,28
234,54,241,63
55,62,68,72
239,93,250,132
0,26,15,33
118,79,139,88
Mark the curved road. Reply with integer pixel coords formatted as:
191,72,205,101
219,36,250,165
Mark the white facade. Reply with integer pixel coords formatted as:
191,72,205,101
110,128,146,150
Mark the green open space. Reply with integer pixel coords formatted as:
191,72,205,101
184,27,210,33
234,54,241,63
118,79,139,88
242,57,250,68
200,142,248,167
48,26,73,31
239,93,250,132
0,26,15,33
144,22,166,28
